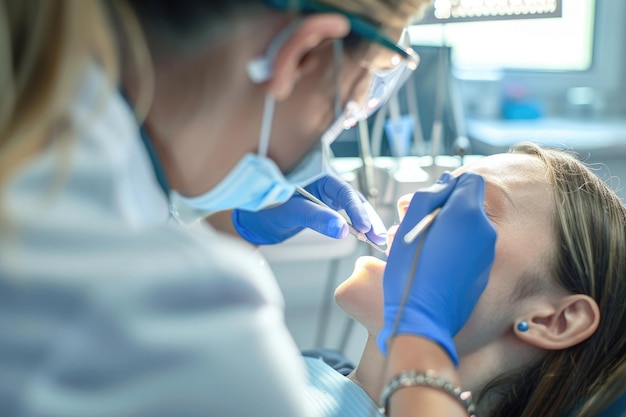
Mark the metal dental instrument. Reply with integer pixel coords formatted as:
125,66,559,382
295,186,387,254
403,207,442,244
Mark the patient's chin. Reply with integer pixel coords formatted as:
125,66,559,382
334,256,386,334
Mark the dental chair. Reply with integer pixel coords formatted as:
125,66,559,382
595,390,626,417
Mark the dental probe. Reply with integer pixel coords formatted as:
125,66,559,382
403,207,442,244
295,186,387,254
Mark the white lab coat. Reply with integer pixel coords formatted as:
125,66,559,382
0,66,313,417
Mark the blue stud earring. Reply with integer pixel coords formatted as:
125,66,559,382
517,321,529,332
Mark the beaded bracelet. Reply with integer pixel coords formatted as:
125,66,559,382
379,369,476,417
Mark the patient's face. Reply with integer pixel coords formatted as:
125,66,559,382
335,153,556,355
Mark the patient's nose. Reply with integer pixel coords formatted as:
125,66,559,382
397,193,413,219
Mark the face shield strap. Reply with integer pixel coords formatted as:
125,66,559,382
336,29,418,128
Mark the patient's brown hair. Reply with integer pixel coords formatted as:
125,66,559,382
482,142,626,417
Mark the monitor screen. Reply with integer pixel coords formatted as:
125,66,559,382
419,0,562,24
409,0,595,72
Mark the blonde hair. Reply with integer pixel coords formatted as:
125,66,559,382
0,0,119,188
482,142,626,417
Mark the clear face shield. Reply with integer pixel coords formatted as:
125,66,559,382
251,1,420,187
286,28,418,187
322,28,419,147
260,0,420,145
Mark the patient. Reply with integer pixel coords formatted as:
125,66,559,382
333,142,626,417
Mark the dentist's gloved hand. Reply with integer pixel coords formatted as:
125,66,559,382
377,172,497,366
233,175,387,245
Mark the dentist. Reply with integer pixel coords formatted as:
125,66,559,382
0,1,496,417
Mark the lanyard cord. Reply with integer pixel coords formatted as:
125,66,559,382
138,125,170,198
371,226,430,417
387,229,428,347
119,88,171,199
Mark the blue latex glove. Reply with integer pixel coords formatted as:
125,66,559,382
233,175,387,245
377,172,497,365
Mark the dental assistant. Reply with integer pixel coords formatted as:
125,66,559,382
0,1,497,417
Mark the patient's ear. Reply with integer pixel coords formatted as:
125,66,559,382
515,295,600,350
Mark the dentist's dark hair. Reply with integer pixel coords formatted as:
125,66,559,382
124,0,267,48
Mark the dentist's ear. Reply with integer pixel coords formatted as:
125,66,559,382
266,14,349,100
515,294,600,350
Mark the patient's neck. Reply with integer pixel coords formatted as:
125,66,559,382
457,332,539,392
350,331,537,414
348,335,385,401
456,336,542,415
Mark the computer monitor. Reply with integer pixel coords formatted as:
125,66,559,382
409,0,626,116
410,0,590,73
417,0,562,24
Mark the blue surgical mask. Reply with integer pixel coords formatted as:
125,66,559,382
170,153,296,223
170,93,340,224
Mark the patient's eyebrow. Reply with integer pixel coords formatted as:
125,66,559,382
486,179,516,208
